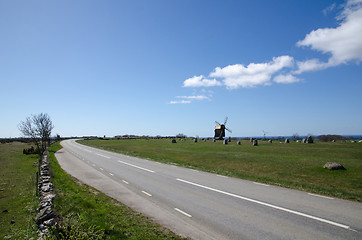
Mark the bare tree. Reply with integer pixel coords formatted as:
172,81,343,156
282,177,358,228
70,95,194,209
18,113,54,153
292,133,301,141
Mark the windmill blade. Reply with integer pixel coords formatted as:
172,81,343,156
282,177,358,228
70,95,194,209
215,121,221,125
225,127,232,133
224,117,228,125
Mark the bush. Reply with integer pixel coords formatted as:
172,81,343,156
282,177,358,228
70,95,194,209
317,135,347,142
23,146,41,155
46,220,105,240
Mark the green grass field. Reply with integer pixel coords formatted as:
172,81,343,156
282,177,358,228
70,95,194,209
80,138,362,202
0,142,39,239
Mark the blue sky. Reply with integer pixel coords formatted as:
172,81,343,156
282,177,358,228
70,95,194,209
1,0,361,138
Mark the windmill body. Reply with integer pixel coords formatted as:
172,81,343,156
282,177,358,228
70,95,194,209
214,117,232,140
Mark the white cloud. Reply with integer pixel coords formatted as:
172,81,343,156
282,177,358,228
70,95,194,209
323,3,336,16
296,0,362,72
169,94,210,104
176,95,210,101
183,75,222,87
169,100,191,104
273,74,301,84
294,58,329,74
209,56,294,89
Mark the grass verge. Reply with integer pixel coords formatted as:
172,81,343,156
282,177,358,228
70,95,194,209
0,142,39,239
79,138,362,202
48,142,186,239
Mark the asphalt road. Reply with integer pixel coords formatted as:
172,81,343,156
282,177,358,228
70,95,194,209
55,139,362,240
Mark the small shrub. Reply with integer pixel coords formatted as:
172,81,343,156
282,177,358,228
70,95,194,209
45,219,105,240
23,146,41,155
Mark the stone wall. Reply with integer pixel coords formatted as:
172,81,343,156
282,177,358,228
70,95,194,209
35,151,57,239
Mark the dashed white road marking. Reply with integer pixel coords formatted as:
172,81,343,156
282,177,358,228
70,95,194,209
122,180,129,184
92,164,96,167
176,178,352,231
100,168,103,171
96,153,111,159
142,191,152,197
253,182,270,187
109,173,114,176
117,160,155,173
174,208,192,218
308,193,334,200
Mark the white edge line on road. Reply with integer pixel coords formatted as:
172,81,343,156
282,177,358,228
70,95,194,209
122,180,129,184
253,182,270,187
96,153,111,159
217,175,228,178
117,160,155,173
174,208,192,218
176,178,352,231
308,193,334,200
142,191,152,197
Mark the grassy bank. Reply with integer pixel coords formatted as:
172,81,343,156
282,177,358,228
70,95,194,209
48,142,185,239
0,142,39,239
79,138,362,201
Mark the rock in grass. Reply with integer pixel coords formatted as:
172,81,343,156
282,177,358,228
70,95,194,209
35,206,54,224
253,139,258,146
237,141,241,145
171,139,176,143
323,162,346,170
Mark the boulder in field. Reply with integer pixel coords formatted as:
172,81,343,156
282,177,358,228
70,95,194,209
323,162,346,170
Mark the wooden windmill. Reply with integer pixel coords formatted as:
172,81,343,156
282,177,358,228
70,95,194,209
214,117,232,140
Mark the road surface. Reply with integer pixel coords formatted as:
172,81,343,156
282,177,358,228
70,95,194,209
55,139,362,240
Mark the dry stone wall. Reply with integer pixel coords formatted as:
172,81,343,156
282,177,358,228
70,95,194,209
35,151,57,239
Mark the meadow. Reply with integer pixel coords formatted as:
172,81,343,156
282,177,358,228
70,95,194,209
0,142,39,239
80,138,362,202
